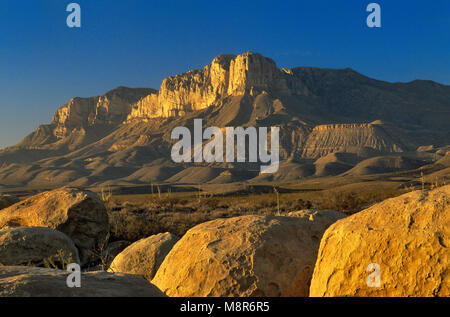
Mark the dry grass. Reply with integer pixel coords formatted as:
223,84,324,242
106,183,410,243
105,172,450,243
43,249,74,270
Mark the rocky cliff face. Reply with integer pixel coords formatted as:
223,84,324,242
127,93,160,121
126,52,309,121
0,51,449,187
49,51,450,137
52,87,155,138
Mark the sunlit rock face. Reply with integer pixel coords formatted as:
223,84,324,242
1,51,448,187
126,52,309,121
310,185,450,297
52,87,155,138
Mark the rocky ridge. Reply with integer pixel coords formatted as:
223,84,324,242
126,52,307,121
0,51,449,187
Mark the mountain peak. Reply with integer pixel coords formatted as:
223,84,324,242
126,51,298,121
15,51,450,151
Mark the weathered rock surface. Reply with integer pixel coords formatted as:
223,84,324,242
152,214,346,297
0,195,19,210
52,87,156,138
0,187,109,264
0,266,166,297
0,226,80,268
310,185,450,297
109,233,179,281
126,52,307,121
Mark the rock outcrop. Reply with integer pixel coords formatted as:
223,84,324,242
152,213,345,297
126,93,160,121
309,185,450,297
52,87,156,138
0,187,109,265
126,52,308,121
302,122,412,158
0,52,449,188
109,233,179,281
0,226,80,268
0,266,166,297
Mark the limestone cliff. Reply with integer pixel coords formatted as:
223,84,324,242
126,52,309,121
0,51,448,187
127,93,160,121
52,87,155,138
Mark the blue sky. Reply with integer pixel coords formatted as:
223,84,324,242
0,0,449,149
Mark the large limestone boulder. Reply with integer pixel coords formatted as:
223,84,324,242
109,233,179,281
0,187,109,264
0,195,20,210
0,266,165,297
0,226,80,268
152,213,346,297
310,185,450,297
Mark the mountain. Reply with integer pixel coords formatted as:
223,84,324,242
0,52,449,188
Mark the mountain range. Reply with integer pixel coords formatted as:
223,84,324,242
0,52,449,189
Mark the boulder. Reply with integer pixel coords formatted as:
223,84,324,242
0,266,166,297
0,187,109,264
0,195,20,210
0,226,80,268
310,185,450,297
152,213,346,297
109,233,179,281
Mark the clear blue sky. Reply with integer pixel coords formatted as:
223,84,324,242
1,0,449,149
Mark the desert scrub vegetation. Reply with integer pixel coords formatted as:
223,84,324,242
314,187,409,213
106,184,411,243
108,202,249,242
43,249,74,270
